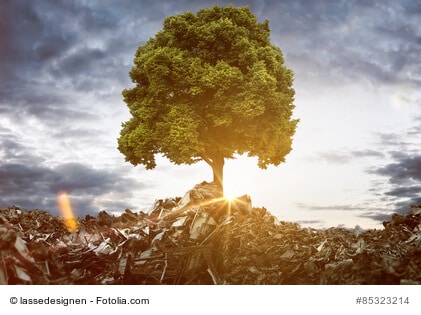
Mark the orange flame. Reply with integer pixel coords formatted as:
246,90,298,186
57,191,78,232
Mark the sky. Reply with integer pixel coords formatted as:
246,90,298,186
1,0,420,230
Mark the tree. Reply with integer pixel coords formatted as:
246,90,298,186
118,5,298,194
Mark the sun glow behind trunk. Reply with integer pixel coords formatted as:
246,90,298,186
222,183,242,202
57,191,78,232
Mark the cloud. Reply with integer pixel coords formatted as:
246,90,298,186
315,149,385,164
384,185,421,198
407,117,421,136
369,153,421,215
296,202,366,212
0,161,146,216
1,0,420,229
0,0,133,125
351,150,385,158
259,0,421,87
3,0,419,125
363,113,421,216
0,127,46,164
375,132,413,149
374,154,421,184
387,192,420,214
358,211,393,223
0,85,102,127
317,152,351,164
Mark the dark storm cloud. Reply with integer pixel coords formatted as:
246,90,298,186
370,153,421,214
52,47,107,77
50,127,104,139
0,84,100,127
0,0,132,123
359,211,393,223
379,197,421,218
385,186,421,198
259,0,421,87
3,0,419,123
0,161,145,215
0,127,46,164
0,123,144,215
363,114,421,216
1,1,74,82
52,163,132,195
374,154,421,184
0,138,44,165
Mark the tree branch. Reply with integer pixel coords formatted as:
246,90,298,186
200,155,214,167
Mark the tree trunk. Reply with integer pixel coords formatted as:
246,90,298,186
211,156,224,196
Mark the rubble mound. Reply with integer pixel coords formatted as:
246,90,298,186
1,182,421,285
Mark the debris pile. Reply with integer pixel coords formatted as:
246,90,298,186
1,182,421,285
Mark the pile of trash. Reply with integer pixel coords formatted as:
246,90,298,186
1,181,421,285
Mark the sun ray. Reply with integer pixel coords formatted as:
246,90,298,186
57,191,78,232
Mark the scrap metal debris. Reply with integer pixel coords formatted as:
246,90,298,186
1,182,421,285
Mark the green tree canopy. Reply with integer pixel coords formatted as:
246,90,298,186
118,5,298,193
